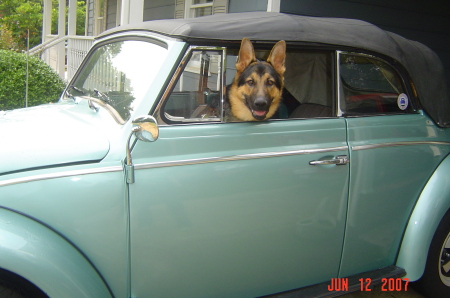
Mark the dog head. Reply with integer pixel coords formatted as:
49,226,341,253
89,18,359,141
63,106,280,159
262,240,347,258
229,38,286,121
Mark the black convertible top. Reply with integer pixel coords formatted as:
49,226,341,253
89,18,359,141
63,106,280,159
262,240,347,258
99,12,450,127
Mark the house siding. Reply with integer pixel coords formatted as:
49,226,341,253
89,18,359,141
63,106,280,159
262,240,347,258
106,0,118,30
228,0,267,13
144,0,175,21
86,0,95,35
280,0,450,91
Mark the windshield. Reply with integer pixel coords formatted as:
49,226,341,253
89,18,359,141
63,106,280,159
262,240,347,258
66,39,168,123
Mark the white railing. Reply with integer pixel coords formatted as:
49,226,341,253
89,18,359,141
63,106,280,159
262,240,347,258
67,37,95,80
29,35,95,82
28,35,59,55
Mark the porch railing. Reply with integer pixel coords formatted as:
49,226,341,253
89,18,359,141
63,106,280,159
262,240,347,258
29,35,95,82
67,37,95,80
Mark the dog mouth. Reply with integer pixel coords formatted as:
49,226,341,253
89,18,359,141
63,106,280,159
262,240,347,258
252,109,268,120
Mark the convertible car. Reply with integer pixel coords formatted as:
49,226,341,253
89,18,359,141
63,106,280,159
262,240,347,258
1,12,450,297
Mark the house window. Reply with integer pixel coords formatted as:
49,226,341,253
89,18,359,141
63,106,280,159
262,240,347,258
176,0,227,19
186,0,213,18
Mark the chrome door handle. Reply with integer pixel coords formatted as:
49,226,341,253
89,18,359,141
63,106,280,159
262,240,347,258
309,155,349,165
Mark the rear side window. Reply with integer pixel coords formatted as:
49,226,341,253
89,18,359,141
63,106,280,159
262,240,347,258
340,53,414,116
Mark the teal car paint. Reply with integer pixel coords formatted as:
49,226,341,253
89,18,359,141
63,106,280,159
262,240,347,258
129,119,349,297
0,208,112,297
1,12,450,297
0,103,110,174
1,164,128,297
396,154,450,280
339,114,450,277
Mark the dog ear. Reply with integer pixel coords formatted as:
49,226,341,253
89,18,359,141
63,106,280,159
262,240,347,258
236,38,256,73
267,40,286,75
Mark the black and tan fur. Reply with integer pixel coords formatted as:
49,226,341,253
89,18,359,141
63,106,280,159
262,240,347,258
225,38,286,121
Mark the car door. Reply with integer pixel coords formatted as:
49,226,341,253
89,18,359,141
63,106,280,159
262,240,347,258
337,52,450,277
128,47,350,297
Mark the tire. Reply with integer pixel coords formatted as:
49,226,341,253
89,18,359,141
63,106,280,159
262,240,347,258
0,284,26,298
0,269,47,298
414,209,450,297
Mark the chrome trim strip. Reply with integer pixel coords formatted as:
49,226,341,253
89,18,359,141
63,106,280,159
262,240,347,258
1,146,350,186
352,141,450,151
135,146,348,170
220,47,227,122
336,51,344,117
0,166,123,187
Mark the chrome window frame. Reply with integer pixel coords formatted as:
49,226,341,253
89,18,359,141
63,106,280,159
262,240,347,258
337,51,416,117
336,51,344,117
153,46,227,125
65,33,172,125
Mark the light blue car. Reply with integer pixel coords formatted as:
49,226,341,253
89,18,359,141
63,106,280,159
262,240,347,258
1,12,450,297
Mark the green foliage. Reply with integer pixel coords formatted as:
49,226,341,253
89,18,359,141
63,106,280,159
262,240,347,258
52,0,87,36
0,0,87,51
76,1,87,35
0,0,42,50
0,24,18,50
0,50,66,110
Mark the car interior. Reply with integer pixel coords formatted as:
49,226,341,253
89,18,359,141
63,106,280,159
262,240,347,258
161,47,412,124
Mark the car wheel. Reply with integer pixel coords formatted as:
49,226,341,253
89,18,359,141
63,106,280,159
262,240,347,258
0,284,24,298
0,269,47,298
414,209,450,297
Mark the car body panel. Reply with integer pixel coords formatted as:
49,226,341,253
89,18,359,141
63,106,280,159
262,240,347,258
0,163,127,297
129,119,349,297
396,154,450,281
0,34,186,298
340,114,450,277
0,103,110,174
0,208,112,297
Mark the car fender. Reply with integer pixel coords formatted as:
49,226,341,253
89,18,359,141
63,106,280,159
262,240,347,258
0,207,112,297
396,154,450,281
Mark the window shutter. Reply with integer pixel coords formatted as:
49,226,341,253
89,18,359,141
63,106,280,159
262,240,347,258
212,0,228,14
175,0,185,19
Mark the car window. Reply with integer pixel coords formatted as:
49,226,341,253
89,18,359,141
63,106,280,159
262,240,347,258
161,50,223,123
225,49,334,120
159,48,334,124
339,53,414,116
68,39,169,123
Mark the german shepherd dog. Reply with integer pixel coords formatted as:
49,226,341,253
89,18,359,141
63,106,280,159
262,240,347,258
225,38,286,121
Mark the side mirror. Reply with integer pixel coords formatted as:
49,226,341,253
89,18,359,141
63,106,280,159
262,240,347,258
132,115,159,142
125,115,159,184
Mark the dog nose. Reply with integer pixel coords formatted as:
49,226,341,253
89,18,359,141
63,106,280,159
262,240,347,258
254,97,268,108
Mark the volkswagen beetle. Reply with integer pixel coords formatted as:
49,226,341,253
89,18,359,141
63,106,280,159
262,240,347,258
1,12,450,297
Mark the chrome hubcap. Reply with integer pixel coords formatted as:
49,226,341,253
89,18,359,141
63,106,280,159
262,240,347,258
439,231,450,286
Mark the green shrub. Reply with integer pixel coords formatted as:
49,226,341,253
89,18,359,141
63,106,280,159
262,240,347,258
0,49,66,110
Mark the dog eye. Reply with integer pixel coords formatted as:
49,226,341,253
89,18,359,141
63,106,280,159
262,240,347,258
246,79,254,86
266,79,274,86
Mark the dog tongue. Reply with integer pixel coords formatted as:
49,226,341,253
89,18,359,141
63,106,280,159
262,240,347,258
253,110,266,117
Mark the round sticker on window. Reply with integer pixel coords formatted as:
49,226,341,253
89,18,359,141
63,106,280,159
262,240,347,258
397,93,409,110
